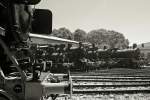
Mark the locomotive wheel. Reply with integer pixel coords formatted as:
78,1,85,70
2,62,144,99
0,97,8,100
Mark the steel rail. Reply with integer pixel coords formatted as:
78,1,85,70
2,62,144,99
73,89,150,94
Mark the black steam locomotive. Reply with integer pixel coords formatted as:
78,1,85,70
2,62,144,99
32,43,145,72
97,48,143,69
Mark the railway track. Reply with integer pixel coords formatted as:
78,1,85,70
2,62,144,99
72,76,150,79
71,68,150,76
54,68,150,100
71,70,150,94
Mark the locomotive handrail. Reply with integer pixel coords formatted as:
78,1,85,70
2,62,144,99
0,38,27,81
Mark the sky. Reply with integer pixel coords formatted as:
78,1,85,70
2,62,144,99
36,0,150,45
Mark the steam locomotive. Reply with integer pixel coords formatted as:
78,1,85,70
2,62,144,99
0,0,72,100
97,48,143,69
69,47,144,72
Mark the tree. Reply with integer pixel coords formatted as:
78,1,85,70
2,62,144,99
51,27,73,40
87,29,129,49
73,29,87,42
142,43,144,48
87,29,112,47
133,43,137,49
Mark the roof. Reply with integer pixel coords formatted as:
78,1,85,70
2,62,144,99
29,33,79,45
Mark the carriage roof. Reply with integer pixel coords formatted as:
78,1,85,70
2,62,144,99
29,33,79,45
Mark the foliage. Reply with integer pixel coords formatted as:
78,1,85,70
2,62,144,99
87,29,129,49
51,27,129,49
133,43,137,49
73,29,87,42
51,27,73,40
146,52,150,63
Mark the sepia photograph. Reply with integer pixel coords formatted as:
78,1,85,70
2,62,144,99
0,0,150,100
